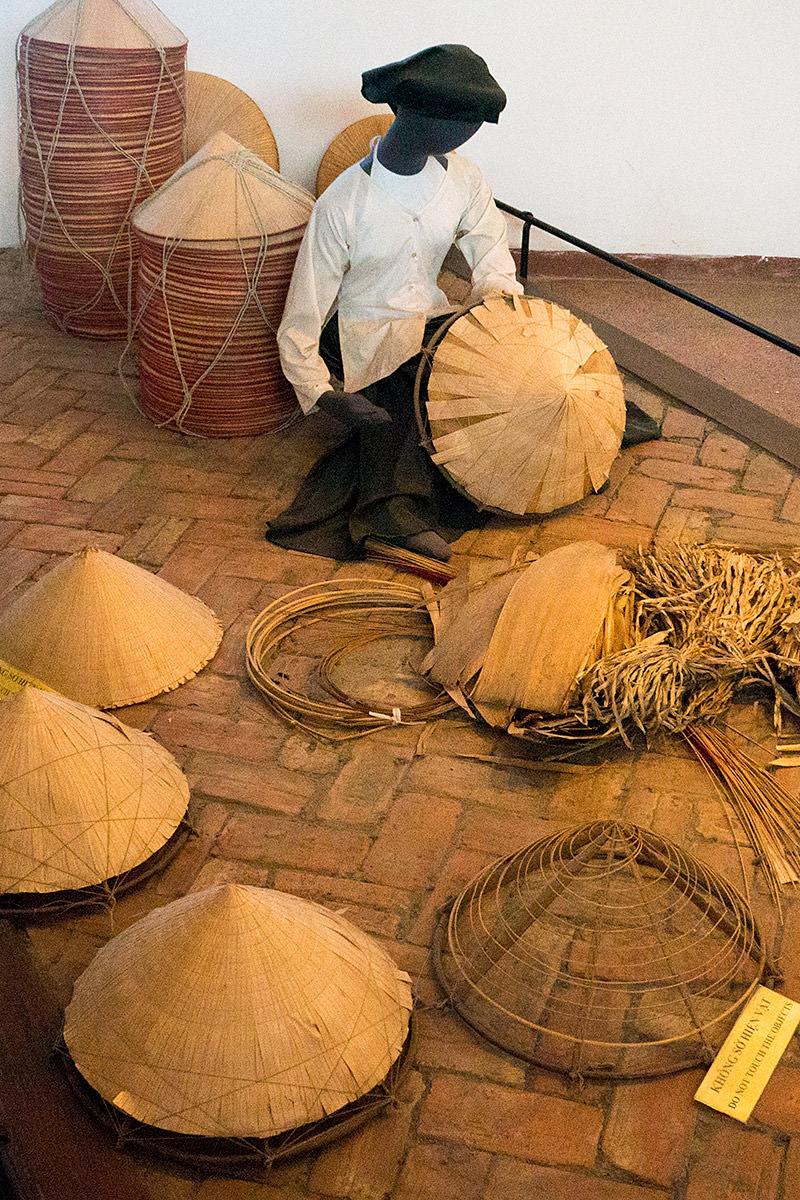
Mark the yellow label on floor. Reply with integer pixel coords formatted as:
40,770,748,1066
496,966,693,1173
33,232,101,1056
0,659,56,698
695,986,800,1122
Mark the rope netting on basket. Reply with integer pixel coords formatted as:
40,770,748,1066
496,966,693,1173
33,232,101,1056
59,884,414,1174
17,0,187,338
434,821,767,1079
126,131,314,435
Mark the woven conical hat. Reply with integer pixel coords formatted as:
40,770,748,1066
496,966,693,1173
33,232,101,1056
133,131,314,243
0,547,222,708
422,294,626,515
186,72,279,168
22,0,187,49
0,687,187,894
64,884,413,1137
316,113,393,195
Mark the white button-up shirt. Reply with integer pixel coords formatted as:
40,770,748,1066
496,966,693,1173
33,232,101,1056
277,147,523,413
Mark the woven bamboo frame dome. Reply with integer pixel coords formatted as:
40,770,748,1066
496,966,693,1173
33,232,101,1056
434,821,766,1078
415,294,626,515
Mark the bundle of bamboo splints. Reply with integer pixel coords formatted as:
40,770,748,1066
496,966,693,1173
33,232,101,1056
17,0,187,337
129,131,314,435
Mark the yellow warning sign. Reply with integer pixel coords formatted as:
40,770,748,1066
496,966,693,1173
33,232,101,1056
695,986,800,1122
0,659,56,699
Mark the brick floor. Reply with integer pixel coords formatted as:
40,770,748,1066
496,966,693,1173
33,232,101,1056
3,249,800,1199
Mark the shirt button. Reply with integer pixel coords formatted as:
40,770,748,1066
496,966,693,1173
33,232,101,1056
411,252,418,258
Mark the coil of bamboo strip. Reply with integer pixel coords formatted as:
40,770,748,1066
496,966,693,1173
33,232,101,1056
17,0,187,338
63,885,412,1151
130,131,314,435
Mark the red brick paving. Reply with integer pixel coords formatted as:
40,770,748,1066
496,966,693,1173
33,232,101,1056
3,251,800,1198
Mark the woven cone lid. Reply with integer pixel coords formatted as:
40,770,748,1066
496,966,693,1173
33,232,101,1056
64,884,413,1137
316,113,393,195
186,72,279,168
425,294,625,515
0,547,222,708
0,687,187,894
22,0,187,49
133,131,314,243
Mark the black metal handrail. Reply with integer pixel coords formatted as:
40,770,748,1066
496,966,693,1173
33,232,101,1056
496,200,800,358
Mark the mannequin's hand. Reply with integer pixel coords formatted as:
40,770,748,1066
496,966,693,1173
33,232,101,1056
317,390,391,430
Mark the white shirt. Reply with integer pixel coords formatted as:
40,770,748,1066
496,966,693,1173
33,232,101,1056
277,145,523,413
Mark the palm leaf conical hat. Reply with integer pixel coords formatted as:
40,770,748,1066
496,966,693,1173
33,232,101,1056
64,884,413,1137
0,687,187,895
185,72,279,167
0,547,222,708
316,114,393,195
419,293,626,515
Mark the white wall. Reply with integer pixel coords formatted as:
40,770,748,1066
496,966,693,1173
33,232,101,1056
3,0,799,254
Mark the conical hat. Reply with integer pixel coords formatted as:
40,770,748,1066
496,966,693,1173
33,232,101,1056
316,114,393,195
185,72,279,168
0,687,187,894
22,0,187,50
64,884,413,1137
133,132,314,243
0,547,222,708
423,294,626,515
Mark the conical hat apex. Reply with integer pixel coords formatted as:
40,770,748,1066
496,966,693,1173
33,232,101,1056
22,0,187,50
0,686,188,894
64,884,412,1137
0,546,223,708
132,133,315,242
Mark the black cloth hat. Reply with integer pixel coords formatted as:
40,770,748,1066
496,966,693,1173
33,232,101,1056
361,44,506,124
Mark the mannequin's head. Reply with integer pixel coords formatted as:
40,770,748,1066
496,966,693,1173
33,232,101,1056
389,106,483,156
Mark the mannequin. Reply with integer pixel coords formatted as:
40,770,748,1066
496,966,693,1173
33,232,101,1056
269,45,522,562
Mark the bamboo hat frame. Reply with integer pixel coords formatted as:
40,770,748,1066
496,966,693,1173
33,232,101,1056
185,71,279,167
316,113,393,195
415,294,626,516
0,687,188,914
0,546,222,709
17,0,187,337
434,821,767,1079
63,884,413,1159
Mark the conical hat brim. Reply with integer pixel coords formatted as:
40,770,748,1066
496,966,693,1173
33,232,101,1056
22,0,187,49
426,295,626,515
0,547,223,708
185,72,279,169
316,114,393,196
64,884,412,1137
133,131,314,243
0,687,187,893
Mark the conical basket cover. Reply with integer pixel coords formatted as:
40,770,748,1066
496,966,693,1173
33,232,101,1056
185,72,279,168
0,687,187,894
316,113,393,195
22,0,187,49
0,547,222,708
435,822,765,1078
133,131,314,243
64,884,413,1137
423,294,626,515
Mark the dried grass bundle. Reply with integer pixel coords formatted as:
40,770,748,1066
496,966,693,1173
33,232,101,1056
364,537,458,585
684,723,800,912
